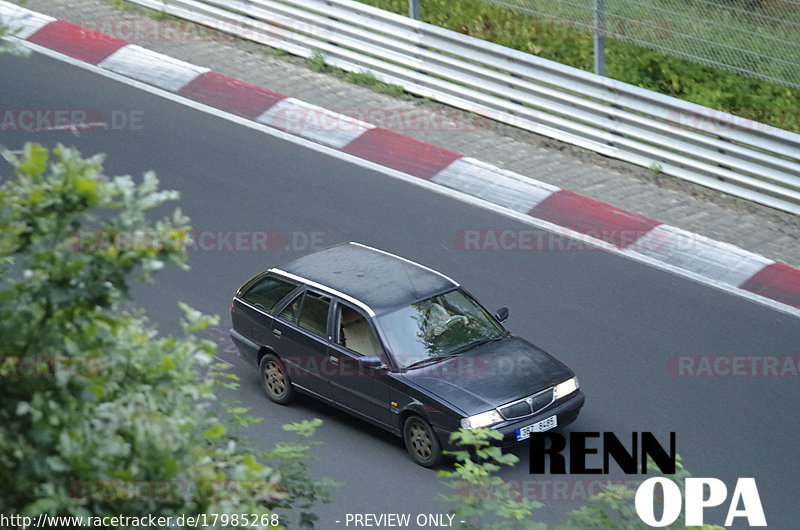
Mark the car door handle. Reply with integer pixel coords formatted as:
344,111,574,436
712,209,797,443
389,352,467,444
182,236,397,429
273,329,281,338
329,355,339,365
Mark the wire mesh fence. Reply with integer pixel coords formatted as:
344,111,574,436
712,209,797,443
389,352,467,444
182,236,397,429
477,0,800,89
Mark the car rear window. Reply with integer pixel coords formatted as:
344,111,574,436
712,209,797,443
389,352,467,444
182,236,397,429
242,275,297,312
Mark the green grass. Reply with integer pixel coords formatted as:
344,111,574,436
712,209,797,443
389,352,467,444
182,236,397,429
307,50,406,96
356,0,800,132
484,0,800,86
146,9,174,21
341,71,405,97
307,49,327,72
258,45,290,57
102,0,138,12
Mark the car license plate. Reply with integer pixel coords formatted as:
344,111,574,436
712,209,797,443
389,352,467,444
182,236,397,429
516,415,557,441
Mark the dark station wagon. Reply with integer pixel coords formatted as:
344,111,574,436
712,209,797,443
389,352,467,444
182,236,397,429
230,242,584,466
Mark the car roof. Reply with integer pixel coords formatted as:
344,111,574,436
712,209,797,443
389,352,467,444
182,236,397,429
271,242,458,316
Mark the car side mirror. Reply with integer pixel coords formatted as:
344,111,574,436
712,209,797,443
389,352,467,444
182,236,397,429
359,356,384,369
494,307,509,323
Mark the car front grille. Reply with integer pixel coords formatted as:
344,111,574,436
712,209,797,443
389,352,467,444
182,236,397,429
498,388,554,420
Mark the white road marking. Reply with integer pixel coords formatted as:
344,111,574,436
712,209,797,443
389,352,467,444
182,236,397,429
33,121,108,136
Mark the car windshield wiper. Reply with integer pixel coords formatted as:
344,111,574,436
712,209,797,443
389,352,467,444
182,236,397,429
447,331,509,355
404,353,461,371
404,332,510,370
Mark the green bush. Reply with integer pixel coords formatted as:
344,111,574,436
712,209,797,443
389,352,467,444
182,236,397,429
0,143,334,526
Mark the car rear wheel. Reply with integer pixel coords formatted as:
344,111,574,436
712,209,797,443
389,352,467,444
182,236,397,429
260,353,294,404
403,415,442,467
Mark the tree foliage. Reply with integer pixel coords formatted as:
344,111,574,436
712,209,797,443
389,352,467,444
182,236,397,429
0,13,31,56
438,428,546,530
0,143,333,527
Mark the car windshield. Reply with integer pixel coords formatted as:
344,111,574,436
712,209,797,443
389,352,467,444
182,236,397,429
377,289,505,370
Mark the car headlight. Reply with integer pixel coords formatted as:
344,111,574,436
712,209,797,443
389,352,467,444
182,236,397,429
460,409,504,429
553,377,579,400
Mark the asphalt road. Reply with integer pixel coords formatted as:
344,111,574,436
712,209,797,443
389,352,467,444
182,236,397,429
2,51,799,529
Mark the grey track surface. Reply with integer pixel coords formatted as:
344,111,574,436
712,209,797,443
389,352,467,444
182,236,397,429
3,50,799,528
10,0,800,269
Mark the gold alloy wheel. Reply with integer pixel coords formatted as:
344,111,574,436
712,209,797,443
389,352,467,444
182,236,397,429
403,416,442,466
409,420,432,461
264,359,287,398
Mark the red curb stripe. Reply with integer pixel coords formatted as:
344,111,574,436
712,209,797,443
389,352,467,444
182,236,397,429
177,72,286,120
739,263,800,309
27,20,127,65
529,190,661,248
343,128,462,179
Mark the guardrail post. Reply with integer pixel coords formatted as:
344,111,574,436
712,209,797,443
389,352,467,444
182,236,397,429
409,0,420,20
594,0,606,76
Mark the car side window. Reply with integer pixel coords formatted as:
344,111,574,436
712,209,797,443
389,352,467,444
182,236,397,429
297,292,331,337
279,292,304,324
242,275,297,312
336,304,383,357
279,291,331,337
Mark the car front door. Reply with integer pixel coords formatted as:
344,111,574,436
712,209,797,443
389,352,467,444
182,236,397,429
328,301,396,428
271,289,334,400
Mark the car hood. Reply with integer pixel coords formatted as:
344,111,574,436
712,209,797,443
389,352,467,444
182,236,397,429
400,336,573,416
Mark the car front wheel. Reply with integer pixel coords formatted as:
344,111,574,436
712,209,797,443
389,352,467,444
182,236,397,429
259,353,294,404
403,415,442,467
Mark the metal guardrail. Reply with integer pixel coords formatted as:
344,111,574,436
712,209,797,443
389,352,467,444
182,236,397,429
129,0,800,214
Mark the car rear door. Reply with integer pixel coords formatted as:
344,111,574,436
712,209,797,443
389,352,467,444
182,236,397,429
232,273,301,365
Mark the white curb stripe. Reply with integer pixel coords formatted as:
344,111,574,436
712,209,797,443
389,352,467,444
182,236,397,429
432,157,560,213
99,45,210,92
0,3,54,39
256,98,375,149
638,224,774,286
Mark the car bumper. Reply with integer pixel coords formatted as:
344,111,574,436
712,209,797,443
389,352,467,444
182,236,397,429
434,390,585,452
230,328,260,366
